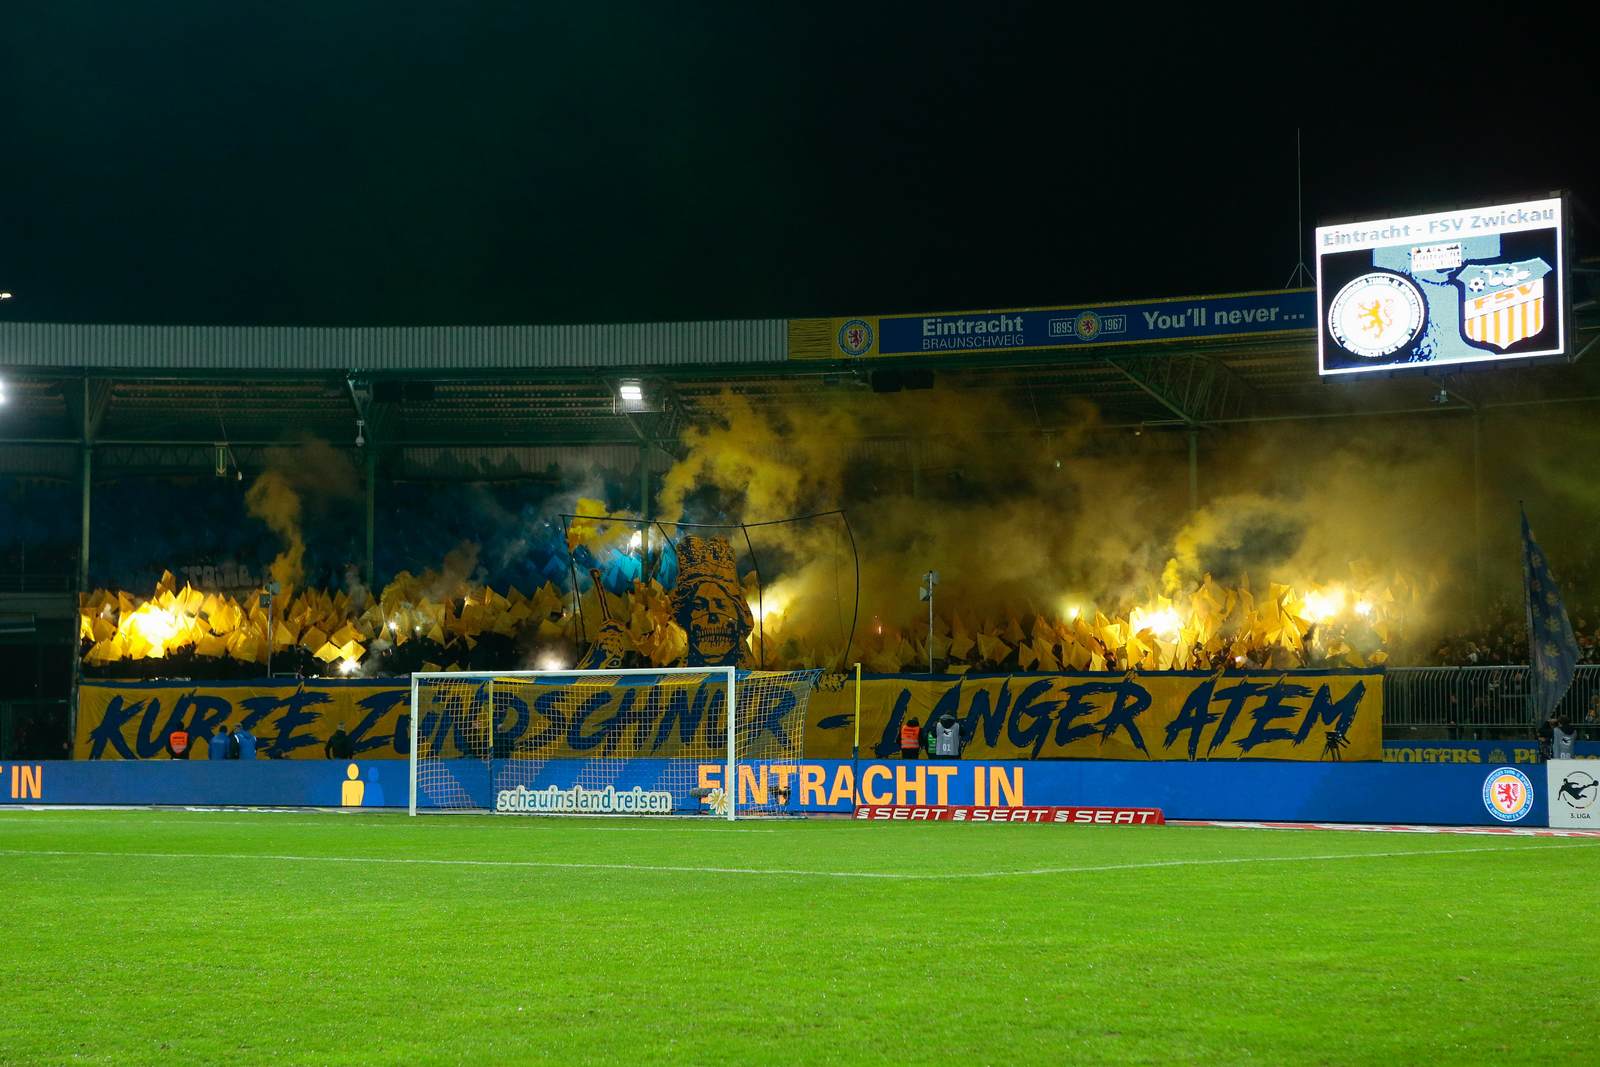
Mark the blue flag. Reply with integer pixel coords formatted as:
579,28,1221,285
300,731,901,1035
1520,507,1579,723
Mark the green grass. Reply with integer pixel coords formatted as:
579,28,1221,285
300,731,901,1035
0,812,1593,1065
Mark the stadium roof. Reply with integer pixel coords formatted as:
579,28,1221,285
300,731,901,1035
0,318,787,372
2,274,1597,456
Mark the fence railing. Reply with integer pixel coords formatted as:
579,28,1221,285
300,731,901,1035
0,572,75,594
1385,665,1600,738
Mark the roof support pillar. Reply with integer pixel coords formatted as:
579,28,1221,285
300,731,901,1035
364,443,377,591
1188,429,1199,515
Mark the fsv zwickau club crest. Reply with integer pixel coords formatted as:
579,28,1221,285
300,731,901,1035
1456,259,1551,350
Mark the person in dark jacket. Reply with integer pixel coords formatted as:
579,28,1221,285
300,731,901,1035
325,722,355,760
1537,714,1556,762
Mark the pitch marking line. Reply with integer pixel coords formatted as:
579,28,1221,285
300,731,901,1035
0,809,780,832
0,840,1593,881
1173,820,1600,839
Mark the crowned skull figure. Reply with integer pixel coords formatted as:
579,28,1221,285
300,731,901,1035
671,535,754,668
576,533,754,670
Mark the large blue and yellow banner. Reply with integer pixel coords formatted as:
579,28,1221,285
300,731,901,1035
77,680,411,761
788,289,1314,360
812,670,1381,760
76,669,1381,761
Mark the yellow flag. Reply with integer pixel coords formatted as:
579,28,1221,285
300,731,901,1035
976,633,1012,665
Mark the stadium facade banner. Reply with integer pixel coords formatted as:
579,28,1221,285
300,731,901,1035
788,289,1314,360
1316,195,1569,376
75,670,1382,762
1383,740,1599,765
1,757,1549,826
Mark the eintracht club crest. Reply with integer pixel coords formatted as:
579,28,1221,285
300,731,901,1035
837,318,874,357
1482,766,1534,823
1328,271,1425,359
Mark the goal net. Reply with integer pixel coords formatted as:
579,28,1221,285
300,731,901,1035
408,667,821,818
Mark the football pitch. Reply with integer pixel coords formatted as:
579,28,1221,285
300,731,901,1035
0,811,1593,1064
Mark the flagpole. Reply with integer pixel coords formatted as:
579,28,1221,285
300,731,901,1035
850,661,861,809
1519,503,1537,726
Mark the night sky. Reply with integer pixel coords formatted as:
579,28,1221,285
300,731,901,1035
3,5,1595,326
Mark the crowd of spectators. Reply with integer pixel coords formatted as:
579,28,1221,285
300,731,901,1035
1428,596,1600,667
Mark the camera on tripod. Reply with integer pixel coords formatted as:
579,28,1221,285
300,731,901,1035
1322,729,1349,761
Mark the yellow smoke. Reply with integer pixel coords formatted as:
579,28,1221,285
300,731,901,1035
637,384,1515,668
80,391,1595,675
566,497,632,553
244,470,304,592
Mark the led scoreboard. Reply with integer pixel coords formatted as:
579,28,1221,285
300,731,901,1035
1316,195,1569,376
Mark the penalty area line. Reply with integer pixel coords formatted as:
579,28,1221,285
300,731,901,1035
0,840,1594,881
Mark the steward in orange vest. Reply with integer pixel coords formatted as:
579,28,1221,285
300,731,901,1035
166,728,192,760
899,717,922,759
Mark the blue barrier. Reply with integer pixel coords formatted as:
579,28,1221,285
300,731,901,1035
0,759,404,810
0,757,1553,826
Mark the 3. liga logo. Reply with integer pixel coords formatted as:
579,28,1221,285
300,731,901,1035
1482,766,1534,822
1557,771,1597,811
1328,271,1425,359
837,318,874,357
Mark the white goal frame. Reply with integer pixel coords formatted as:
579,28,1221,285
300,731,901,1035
408,666,738,820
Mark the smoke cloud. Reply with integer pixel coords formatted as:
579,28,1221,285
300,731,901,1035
244,470,304,592
245,438,361,593
637,384,1594,666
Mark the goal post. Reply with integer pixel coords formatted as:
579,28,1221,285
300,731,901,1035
407,666,819,818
